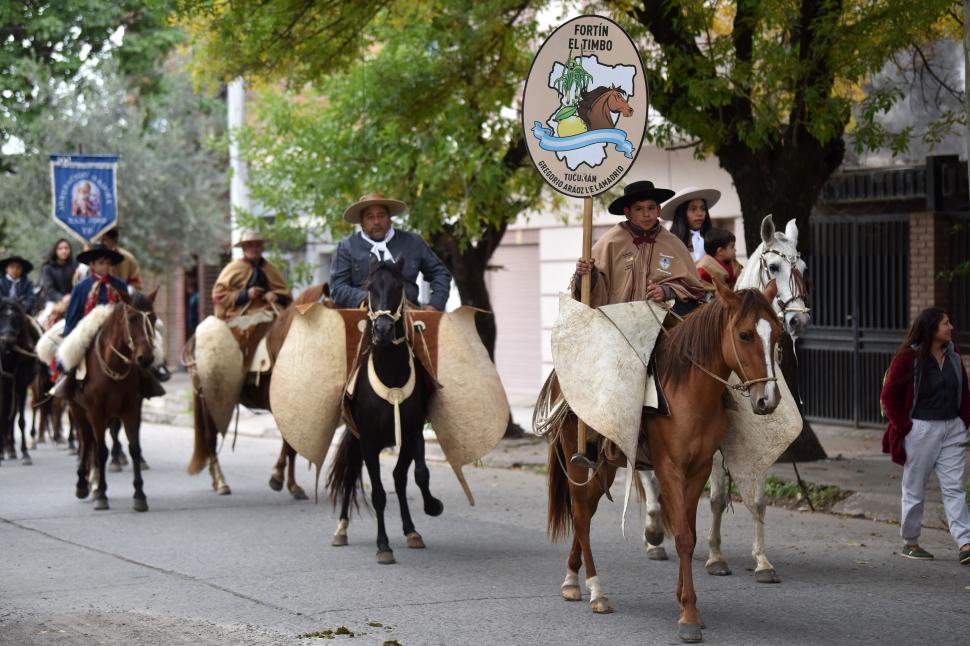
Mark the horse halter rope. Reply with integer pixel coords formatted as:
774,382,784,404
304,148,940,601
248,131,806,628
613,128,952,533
95,304,154,382
759,249,811,320
365,287,415,446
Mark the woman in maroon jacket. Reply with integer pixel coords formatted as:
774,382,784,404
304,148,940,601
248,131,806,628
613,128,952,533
880,307,970,565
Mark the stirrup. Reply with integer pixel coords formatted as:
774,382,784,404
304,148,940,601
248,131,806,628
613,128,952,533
569,452,596,469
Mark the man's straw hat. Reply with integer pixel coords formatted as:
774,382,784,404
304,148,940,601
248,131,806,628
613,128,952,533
343,192,408,224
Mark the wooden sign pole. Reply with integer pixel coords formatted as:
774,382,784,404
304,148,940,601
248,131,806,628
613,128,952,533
570,196,597,469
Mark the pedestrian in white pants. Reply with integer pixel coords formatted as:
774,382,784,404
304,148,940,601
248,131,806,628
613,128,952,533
881,307,970,565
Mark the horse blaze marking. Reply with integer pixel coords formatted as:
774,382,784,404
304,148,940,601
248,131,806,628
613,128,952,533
756,319,776,401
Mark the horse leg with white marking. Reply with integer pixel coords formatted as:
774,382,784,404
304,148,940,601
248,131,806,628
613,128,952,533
705,452,732,575
639,469,668,560
746,475,780,583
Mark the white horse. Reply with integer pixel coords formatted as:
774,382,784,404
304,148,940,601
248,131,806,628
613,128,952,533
639,215,811,583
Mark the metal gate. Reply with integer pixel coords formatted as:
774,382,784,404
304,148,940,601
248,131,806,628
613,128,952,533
797,214,910,427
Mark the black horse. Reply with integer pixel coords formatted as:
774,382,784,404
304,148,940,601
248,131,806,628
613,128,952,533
327,258,444,564
0,299,40,466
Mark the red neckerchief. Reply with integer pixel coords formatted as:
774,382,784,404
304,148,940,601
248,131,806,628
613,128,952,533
84,272,120,315
622,221,661,247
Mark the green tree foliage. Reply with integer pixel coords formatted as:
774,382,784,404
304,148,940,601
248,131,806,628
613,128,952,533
1,1,182,171
177,0,547,354
0,66,228,273
615,0,960,251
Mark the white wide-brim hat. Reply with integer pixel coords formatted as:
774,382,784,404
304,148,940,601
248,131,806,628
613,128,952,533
233,230,270,248
343,192,408,224
661,187,721,218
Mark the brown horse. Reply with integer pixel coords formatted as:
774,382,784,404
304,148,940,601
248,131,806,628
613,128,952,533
547,279,781,643
578,85,633,131
71,291,159,511
187,284,330,498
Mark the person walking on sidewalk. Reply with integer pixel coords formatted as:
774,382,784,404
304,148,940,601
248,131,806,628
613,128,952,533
880,307,970,565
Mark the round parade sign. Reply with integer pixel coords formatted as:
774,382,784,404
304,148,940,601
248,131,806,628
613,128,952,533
522,15,647,198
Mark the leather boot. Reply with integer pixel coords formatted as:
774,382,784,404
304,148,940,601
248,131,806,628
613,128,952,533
51,373,76,400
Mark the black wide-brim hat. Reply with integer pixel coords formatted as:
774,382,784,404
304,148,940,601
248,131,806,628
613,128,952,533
0,255,34,275
607,180,676,215
77,244,124,267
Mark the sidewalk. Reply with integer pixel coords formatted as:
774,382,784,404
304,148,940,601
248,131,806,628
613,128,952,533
144,372,969,533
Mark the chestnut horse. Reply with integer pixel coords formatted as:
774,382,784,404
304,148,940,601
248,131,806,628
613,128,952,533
187,284,329,498
547,280,782,643
72,291,159,511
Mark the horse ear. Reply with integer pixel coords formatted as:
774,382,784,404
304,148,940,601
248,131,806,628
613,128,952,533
147,287,159,304
763,278,778,303
784,218,799,245
713,276,739,306
760,215,775,246
368,257,380,274
394,256,405,273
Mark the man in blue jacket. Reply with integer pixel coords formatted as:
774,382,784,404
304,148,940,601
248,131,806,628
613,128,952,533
330,192,452,311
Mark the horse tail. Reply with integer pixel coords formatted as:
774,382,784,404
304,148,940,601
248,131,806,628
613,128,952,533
326,429,364,515
187,385,210,475
547,438,573,543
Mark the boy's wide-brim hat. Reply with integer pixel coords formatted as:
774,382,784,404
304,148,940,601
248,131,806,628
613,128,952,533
343,192,408,224
0,255,34,275
233,230,270,248
660,186,721,217
76,245,124,266
607,181,676,215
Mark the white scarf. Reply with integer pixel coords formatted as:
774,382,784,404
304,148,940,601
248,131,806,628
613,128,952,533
690,229,705,261
6,275,20,299
360,226,396,262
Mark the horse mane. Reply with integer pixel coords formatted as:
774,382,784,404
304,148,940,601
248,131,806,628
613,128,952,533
364,260,405,289
0,298,37,346
656,289,777,388
130,292,155,312
577,86,615,123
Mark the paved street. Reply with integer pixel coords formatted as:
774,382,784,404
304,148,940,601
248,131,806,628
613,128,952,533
2,423,969,645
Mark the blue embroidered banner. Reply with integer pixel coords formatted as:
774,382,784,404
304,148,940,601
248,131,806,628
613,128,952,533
49,154,119,243
531,122,635,158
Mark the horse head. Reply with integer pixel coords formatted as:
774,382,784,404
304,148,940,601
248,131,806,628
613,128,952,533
715,277,783,415
365,257,406,348
0,298,26,351
755,215,811,339
606,86,633,117
126,288,158,369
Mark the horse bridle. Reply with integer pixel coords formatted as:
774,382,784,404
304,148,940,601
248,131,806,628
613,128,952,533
366,289,408,345
759,249,811,320
95,303,154,381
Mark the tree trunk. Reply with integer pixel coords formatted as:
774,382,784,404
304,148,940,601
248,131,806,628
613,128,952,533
719,132,843,461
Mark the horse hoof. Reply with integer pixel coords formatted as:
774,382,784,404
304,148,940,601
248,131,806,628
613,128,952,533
268,475,283,491
289,487,308,501
139,460,150,471
405,532,425,549
68,446,78,456
376,551,396,565
4,449,16,460
755,569,781,584
644,528,665,546
424,498,444,517
331,534,348,547
217,484,232,496
119,454,129,466
561,585,582,601
94,498,109,511
678,622,703,643
108,461,122,473
132,498,148,512
590,597,614,614
28,439,37,450
647,546,668,561
75,487,89,500
705,560,732,576
21,456,32,466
